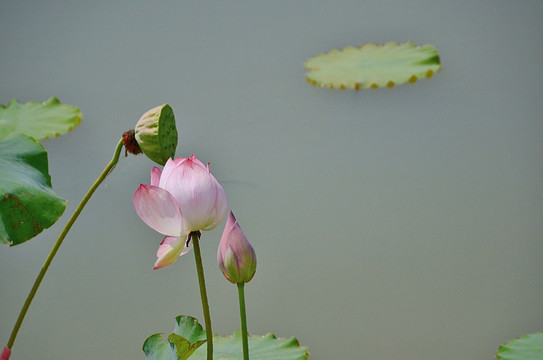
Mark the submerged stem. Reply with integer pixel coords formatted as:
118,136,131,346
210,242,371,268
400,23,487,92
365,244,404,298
237,282,249,360
191,232,213,360
6,138,124,351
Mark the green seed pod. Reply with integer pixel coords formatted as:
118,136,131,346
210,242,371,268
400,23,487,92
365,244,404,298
134,104,178,166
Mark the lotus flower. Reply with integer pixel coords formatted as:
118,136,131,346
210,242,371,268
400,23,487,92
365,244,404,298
218,212,257,283
133,155,228,269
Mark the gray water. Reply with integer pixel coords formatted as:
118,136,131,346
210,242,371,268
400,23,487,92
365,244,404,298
1,1,542,359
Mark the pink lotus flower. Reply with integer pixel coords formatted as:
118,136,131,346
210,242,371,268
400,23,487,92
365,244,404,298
133,155,228,269
218,212,257,283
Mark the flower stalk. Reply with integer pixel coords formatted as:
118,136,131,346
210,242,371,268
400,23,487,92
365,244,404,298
191,231,214,360
237,282,249,360
5,138,125,355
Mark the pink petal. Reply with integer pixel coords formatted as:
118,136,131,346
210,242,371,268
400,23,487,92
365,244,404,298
163,161,218,231
154,236,192,269
158,158,183,188
218,211,237,256
188,154,207,170
133,185,185,237
204,180,228,231
150,167,162,187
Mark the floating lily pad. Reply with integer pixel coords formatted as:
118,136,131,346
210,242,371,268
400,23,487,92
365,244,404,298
304,41,441,90
192,331,309,360
0,135,68,245
143,315,309,360
497,333,543,360
0,97,82,141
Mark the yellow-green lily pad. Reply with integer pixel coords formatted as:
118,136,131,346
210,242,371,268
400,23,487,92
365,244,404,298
497,333,543,360
0,97,82,141
192,331,309,360
305,41,441,90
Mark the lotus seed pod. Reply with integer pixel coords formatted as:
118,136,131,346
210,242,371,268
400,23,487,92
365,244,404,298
134,104,178,166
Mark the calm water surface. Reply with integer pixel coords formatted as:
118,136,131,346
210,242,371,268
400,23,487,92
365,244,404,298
1,1,542,359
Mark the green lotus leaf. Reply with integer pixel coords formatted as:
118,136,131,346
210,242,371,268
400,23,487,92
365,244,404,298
304,41,441,90
0,97,82,141
0,134,68,245
142,333,173,360
497,333,543,360
143,315,309,360
143,315,207,360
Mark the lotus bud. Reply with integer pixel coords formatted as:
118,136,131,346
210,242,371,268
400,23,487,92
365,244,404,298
218,212,257,284
125,104,178,165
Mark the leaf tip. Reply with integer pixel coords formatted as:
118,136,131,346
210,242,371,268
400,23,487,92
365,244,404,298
45,97,61,105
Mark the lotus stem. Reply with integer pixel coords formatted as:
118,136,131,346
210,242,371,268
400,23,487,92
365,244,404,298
237,282,249,360
191,231,213,360
5,138,124,354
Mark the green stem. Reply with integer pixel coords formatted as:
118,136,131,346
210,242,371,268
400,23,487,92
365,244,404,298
237,282,249,360
6,139,124,350
191,232,213,360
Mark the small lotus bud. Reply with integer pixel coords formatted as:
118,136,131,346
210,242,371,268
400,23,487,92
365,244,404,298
218,212,257,284
134,104,178,166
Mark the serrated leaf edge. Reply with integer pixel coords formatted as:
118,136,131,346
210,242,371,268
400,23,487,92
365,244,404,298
304,41,441,90
1,97,83,140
